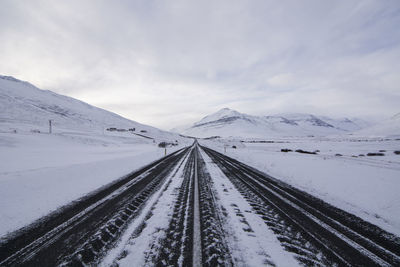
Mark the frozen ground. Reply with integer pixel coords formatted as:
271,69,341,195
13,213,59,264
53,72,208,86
200,136,400,236
0,127,190,238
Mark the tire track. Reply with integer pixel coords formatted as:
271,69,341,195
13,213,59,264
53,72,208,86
0,148,190,266
202,145,400,266
4,142,397,266
196,147,233,267
154,143,232,267
154,147,195,266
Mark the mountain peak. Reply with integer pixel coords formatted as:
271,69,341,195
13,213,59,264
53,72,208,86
219,107,234,112
214,107,240,116
180,108,370,138
194,108,242,126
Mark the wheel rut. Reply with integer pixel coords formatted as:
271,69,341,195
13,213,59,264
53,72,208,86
2,142,400,266
202,145,400,266
153,144,232,267
0,148,190,266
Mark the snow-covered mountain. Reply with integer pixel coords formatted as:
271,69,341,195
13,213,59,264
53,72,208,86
179,108,370,138
355,113,400,137
0,75,180,141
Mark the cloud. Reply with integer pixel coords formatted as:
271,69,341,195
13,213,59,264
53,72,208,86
1,0,399,129
267,73,295,87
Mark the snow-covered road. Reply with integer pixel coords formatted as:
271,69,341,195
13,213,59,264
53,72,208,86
1,142,399,266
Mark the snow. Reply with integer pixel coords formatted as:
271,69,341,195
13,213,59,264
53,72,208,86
0,130,189,238
181,108,370,138
2,74,399,264
104,147,301,266
0,75,180,140
0,75,192,238
192,151,202,266
194,107,242,126
199,149,300,266
355,114,400,137
200,136,400,236
103,149,190,266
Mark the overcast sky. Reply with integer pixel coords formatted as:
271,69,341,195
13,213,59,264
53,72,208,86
1,0,399,129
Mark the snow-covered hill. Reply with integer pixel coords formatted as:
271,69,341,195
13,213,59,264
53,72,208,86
180,108,369,138
0,75,180,141
355,113,400,137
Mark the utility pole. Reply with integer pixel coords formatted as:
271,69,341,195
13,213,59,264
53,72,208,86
49,120,52,134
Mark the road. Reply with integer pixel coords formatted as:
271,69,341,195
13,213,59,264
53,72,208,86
1,142,399,266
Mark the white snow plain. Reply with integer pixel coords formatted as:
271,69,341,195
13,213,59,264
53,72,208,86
200,136,400,236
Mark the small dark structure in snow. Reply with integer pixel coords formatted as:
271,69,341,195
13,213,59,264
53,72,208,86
158,141,178,148
158,142,167,148
367,152,385,156
232,145,237,149
129,128,135,132
140,130,147,133
107,128,130,132
203,136,221,140
295,149,317,155
281,148,292,152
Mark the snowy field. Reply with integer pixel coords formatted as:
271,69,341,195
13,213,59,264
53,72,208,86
0,127,190,238
200,136,400,236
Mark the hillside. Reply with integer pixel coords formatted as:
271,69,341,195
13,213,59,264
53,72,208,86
355,113,400,137
180,108,369,138
0,75,179,141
